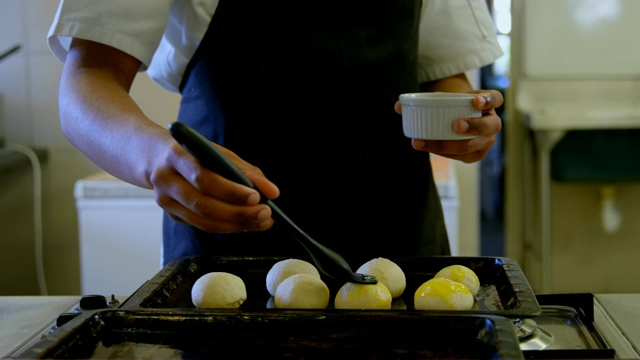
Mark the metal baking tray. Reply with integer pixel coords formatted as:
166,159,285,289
121,255,541,318
520,293,615,359
12,309,524,359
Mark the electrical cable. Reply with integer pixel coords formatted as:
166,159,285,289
6,142,47,295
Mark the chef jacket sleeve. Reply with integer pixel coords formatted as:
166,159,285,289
418,0,504,83
47,0,171,71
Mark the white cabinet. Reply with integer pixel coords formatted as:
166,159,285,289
75,172,163,297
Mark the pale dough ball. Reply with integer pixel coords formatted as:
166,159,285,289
434,264,480,296
191,272,247,308
334,282,392,310
356,257,406,298
274,273,330,309
266,296,276,309
391,298,407,310
266,258,320,296
414,277,474,311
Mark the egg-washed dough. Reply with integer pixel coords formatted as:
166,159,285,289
334,281,392,310
434,264,480,296
414,277,473,311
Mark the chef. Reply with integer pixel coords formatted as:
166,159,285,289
47,0,504,266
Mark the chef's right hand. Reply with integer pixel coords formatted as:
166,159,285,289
59,38,277,233
150,138,280,233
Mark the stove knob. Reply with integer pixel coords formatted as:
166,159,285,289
107,294,120,308
79,294,108,310
55,312,80,328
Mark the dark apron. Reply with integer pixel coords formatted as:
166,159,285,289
164,0,449,265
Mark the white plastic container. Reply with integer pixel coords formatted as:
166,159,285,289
74,172,163,297
430,154,460,255
399,93,480,140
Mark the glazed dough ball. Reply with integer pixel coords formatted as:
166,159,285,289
266,258,320,296
434,264,480,296
274,274,330,309
356,257,406,298
191,272,247,308
334,282,392,310
414,277,473,311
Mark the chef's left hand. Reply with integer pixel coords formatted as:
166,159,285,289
394,89,504,163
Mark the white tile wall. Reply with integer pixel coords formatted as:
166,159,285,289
30,55,66,147
0,1,180,295
0,0,28,142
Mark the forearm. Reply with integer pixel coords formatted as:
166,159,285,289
419,73,474,93
58,43,172,189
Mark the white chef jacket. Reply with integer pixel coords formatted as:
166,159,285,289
47,0,503,93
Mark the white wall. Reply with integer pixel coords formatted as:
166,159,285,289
0,1,180,295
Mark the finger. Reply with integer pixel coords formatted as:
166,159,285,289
412,135,496,158
453,114,502,137
188,143,281,201
394,100,402,114
164,197,274,233
431,148,491,164
153,158,273,227
158,172,272,225
471,90,504,110
158,181,275,233
233,160,280,201
167,141,263,206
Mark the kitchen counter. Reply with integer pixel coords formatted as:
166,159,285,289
0,296,78,358
1,294,639,358
595,294,640,359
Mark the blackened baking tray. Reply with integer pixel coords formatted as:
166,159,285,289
13,309,524,359
121,256,540,318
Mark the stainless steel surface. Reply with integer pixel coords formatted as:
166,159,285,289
514,318,538,339
520,327,554,351
519,305,599,351
0,296,79,358
594,294,640,359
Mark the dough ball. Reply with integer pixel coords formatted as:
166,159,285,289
434,264,480,296
191,272,247,308
356,257,406,298
266,258,320,296
414,277,474,311
266,296,276,309
274,274,330,309
334,282,392,310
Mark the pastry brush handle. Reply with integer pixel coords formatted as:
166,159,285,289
169,122,288,223
168,122,375,284
169,122,256,190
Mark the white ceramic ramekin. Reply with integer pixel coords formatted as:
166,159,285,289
399,92,481,140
